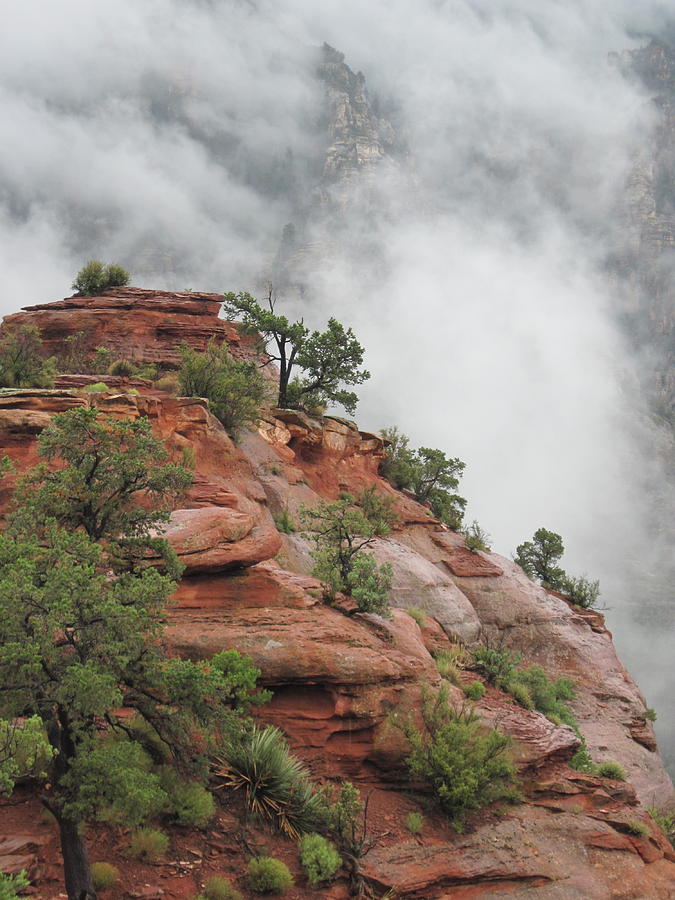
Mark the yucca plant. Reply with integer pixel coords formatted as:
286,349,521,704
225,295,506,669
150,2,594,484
213,725,323,838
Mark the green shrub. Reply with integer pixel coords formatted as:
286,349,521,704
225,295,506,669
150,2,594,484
404,684,519,831
298,833,341,885
247,857,293,894
0,325,56,389
178,339,267,434
214,725,323,838
159,768,215,828
90,347,114,375
405,811,424,835
84,382,109,393
648,807,675,845
134,364,157,381
506,680,534,710
347,553,394,616
72,261,130,296
90,862,119,890
569,743,597,774
508,666,576,727
435,650,461,685
644,708,657,722
514,528,601,607
462,681,486,701
274,507,296,534
597,761,626,781
514,528,566,588
406,607,427,627
317,781,367,857
127,827,169,861
471,646,522,689
379,430,467,530
0,870,30,898
58,738,167,828
302,491,394,617
155,374,179,394
108,359,136,378
200,875,242,900
462,520,491,552
625,819,649,837
181,445,196,470
562,575,600,609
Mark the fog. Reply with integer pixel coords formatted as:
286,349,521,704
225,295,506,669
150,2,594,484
1,1,673,761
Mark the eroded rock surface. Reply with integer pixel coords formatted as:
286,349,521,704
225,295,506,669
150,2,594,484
2,289,674,899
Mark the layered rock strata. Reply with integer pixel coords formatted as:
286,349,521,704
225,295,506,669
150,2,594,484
1,290,674,898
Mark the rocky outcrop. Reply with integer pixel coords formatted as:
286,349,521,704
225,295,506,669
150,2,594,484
317,43,398,190
0,287,258,371
619,40,675,427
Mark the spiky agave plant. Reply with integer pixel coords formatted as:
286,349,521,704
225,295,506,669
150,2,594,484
213,725,323,838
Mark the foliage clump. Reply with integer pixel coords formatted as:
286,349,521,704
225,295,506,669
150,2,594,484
90,862,119,891
596,760,626,781
471,646,522,690
274,507,296,534
462,681,486,701
198,875,243,900
127,827,169,862
178,339,268,435
301,488,395,616
405,811,424,834
625,819,650,837
159,768,216,828
247,857,293,894
380,427,466,530
404,685,519,831
462,520,491,552
0,870,30,899
72,260,130,296
0,716,54,795
316,781,374,895
509,666,576,727
223,289,369,414
514,527,600,608
406,607,427,627
214,725,323,838
648,807,675,846
0,325,56,388
298,833,341,886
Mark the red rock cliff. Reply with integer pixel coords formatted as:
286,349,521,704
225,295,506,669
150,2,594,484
1,290,674,899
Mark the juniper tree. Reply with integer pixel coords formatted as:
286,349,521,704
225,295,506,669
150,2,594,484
222,289,369,413
301,488,394,616
514,528,566,589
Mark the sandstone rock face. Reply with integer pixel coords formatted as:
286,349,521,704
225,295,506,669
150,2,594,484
0,287,258,370
2,290,675,898
362,800,675,899
161,506,280,572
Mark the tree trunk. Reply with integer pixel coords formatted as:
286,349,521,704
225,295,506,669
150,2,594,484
58,814,97,900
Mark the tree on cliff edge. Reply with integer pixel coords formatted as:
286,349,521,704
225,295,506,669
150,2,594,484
0,409,266,900
222,288,369,414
